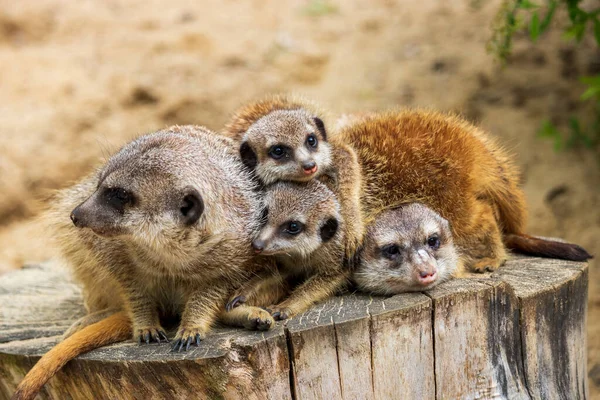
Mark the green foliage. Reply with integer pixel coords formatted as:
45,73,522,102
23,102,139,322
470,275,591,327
490,0,600,159
302,0,338,16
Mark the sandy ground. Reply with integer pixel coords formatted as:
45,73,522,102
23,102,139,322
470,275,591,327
1,0,598,396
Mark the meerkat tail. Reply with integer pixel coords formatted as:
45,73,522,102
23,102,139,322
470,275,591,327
12,312,131,400
504,234,592,262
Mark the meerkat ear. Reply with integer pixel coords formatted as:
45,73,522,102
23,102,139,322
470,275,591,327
180,187,204,226
240,142,258,171
313,117,327,141
320,218,338,242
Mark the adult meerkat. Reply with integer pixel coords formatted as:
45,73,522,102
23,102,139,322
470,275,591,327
338,110,591,273
13,126,274,400
226,180,347,320
354,203,461,295
222,95,364,257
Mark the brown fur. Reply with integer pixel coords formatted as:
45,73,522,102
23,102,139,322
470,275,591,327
12,312,131,400
221,96,364,319
223,94,329,142
226,180,349,320
339,110,591,271
13,126,274,399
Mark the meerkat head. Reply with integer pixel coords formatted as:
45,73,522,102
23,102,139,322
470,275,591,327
239,109,332,185
70,127,260,270
251,181,341,259
353,203,459,295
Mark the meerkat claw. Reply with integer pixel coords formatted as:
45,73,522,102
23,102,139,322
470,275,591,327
136,327,167,345
271,310,290,321
171,329,205,352
226,295,246,311
256,318,272,331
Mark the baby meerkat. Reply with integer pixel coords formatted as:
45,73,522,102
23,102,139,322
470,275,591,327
13,126,275,400
338,110,591,273
223,95,332,184
226,180,348,320
353,203,461,295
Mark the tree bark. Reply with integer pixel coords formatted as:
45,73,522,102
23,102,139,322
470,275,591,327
0,255,588,399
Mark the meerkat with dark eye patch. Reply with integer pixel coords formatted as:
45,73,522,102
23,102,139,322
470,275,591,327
225,180,348,321
13,126,276,400
338,110,591,275
353,203,463,295
222,95,364,258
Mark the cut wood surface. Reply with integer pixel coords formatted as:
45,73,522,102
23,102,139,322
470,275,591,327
0,255,588,400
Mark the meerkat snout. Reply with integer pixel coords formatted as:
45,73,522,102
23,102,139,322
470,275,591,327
301,160,317,175
69,187,133,236
353,203,460,295
252,239,265,253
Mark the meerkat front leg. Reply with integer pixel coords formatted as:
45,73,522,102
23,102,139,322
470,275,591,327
122,286,168,344
459,201,507,273
219,305,274,331
270,271,349,320
172,284,231,352
225,269,291,311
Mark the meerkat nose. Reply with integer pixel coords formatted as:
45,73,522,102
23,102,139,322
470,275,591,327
70,207,83,227
302,161,317,174
252,239,265,253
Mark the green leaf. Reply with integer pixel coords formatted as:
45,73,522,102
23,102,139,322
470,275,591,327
530,12,541,40
595,18,600,46
537,120,563,151
519,0,539,10
539,0,557,33
581,87,600,101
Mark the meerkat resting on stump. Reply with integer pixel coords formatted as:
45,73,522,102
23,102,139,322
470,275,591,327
353,203,462,295
13,126,275,400
338,110,591,279
221,95,364,320
226,180,347,320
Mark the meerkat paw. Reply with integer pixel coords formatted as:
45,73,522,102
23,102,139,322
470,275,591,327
269,306,294,321
244,307,274,331
225,294,247,311
470,257,505,273
171,326,206,352
134,326,169,345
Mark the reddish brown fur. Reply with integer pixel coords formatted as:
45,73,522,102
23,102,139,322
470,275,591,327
222,95,327,142
12,312,131,400
339,110,590,270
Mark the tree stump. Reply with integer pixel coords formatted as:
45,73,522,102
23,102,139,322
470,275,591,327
0,255,588,399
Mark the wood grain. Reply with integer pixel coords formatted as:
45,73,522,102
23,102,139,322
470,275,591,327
0,255,588,399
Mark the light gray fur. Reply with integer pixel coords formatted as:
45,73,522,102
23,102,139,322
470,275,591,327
353,203,459,295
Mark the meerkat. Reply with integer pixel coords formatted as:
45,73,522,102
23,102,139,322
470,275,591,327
225,180,348,320
13,126,275,400
338,110,591,274
353,203,462,295
222,95,364,258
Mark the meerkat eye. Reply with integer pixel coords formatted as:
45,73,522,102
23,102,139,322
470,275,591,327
283,221,304,235
268,145,286,160
306,134,318,148
427,234,441,250
104,187,133,211
381,244,400,260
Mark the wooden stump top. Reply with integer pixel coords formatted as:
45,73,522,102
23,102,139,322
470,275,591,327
0,255,588,400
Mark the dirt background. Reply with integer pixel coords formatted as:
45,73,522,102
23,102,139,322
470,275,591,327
0,0,598,395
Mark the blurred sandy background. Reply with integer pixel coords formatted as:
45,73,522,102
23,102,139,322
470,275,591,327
0,0,598,395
